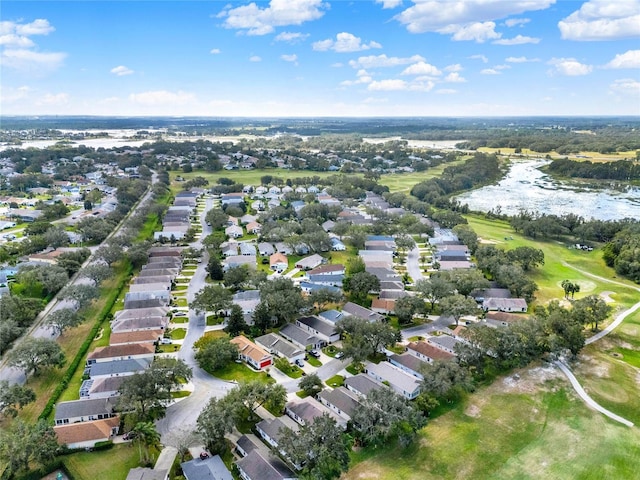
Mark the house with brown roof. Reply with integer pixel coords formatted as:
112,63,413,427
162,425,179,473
86,343,155,365
407,341,455,363
306,264,345,276
270,252,288,273
54,416,120,449
109,329,163,346
371,298,395,314
246,221,262,234
231,335,273,370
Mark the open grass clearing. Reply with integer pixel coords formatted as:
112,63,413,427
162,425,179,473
169,328,186,340
325,374,344,388
173,169,342,189
212,361,274,384
345,365,640,480
62,444,140,480
379,160,466,193
306,356,322,367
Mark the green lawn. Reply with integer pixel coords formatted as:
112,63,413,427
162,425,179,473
307,356,322,367
325,374,344,388
345,370,640,480
174,169,342,188
169,328,186,340
212,362,275,384
206,314,224,326
379,160,466,193
157,344,181,353
62,444,140,480
174,297,188,307
323,345,340,358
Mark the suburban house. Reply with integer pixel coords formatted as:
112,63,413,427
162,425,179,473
295,316,340,345
221,193,245,206
114,306,169,321
255,417,297,451
246,222,261,234
388,353,429,380
342,302,384,323
80,376,126,399
109,329,163,346
240,243,257,256
87,358,152,379
54,417,120,449
299,282,341,295
483,297,528,312
295,254,324,270
258,242,275,256
306,264,345,277
54,397,118,425
330,238,346,251
223,255,257,272
231,335,273,370
124,290,171,307
236,449,297,480
86,343,155,365
406,341,455,363
181,455,233,480
305,274,344,287
233,290,261,316
274,242,293,255
241,214,257,224
285,398,346,429
225,225,244,239
344,373,385,398
110,316,169,334
221,243,239,257
279,323,322,350
485,311,525,327
255,333,305,364
317,387,360,422
371,298,395,314
270,252,288,273
126,468,168,480
427,334,462,355
364,361,421,400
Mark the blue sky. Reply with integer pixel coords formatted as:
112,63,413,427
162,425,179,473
1,0,639,117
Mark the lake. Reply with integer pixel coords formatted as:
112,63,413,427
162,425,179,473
456,159,640,221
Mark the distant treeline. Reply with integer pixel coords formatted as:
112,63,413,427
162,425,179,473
603,224,640,283
547,158,640,181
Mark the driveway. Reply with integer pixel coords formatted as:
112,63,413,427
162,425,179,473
406,246,425,283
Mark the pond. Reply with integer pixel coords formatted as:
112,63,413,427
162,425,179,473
456,159,640,221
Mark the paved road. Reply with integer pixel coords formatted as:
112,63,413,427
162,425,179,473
554,360,634,427
400,315,452,341
0,174,158,384
406,246,425,283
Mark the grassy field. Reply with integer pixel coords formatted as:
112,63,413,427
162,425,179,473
379,159,466,193
62,444,140,480
213,362,274,384
174,169,342,188
476,147,638,162
344,366,640,480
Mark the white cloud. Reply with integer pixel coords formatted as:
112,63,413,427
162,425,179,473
349,54,425,69
274,31,309,43
15,19,55,36
129,90,195,106
445,63,463,72
394,0,555,35
548,57,593,76
249,55,262,62
605,50,640,69
610,78,640,95
558,0,640,41
436,88,458,94
401,61,442,76
441,21,501,43
445,72,466,82
0,34,35,48
375,0,403,8
331,62,344,67
469,54,488,63
506,56,540,62
219,0,328,35
481,68,501,75
493,34,540,45
1,48,66,72
37,92,69,105
281,53,298,63
110,65,134,76
341,69,373,86
313,32,381,52
368,79,408,91
505,18,530,27
0,85,31,103
210,48,221,54
494,64,511,70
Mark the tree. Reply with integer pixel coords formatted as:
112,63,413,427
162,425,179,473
336,316,399,362
8,337,65,377
190,284,233,314
0,419,60,476
308,288,344,312
447,269,490,297
197,397,235,455
195,337,239,372
127,241,152,268
395,234,416,255
44,226,70,249
252,301,272,334
223,265,250,290
95,243,122,266
420,360,474,401
351,388,426,448
225,304,247,337
507,246,545,271
60,283,100,309
260,277,306,325
452,224,478,254
394,296,425,325
0,381,35,417
80,264,113,285
225,381,287,422
205,208,228,230
414,276,455,311
131,421,161,466
278,414,350,480
206,255,224,281
346,256,365,275
439,294,478,326
84,199,93,210
572,295,612,332
163,428,201,463
345,271,380,303
45,308,82,336
299,373,324,397
151,357,193,398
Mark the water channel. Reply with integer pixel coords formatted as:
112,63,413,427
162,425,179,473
456,159,640,221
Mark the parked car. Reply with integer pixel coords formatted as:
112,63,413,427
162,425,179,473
174,312,187,317
160,338,173,345
309,350,320,358
335,352,344,359
295,359,304,368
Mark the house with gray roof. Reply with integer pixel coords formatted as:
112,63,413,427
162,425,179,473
114,307,169,321
388,353,428,380
364,361,421,400
483,297,528,312
255,333,305,363
296,316,340,344
223,255,256,272
295,254,325,271
80,376,126,399
181,455,233,480
124,290,170,305
317,387,360,421
88,358,151,379
54,397,118,425
344,374,384,398
240,243,257,256
126,468,168,480
306,274,344,287
285,398,346,429
110,316,169,333
407,341,455,363
318,309,344,324
427,334,462,355
236,449,297,480
342,302,384,323
279,323,322,350
258,242,275,256
255,417,297,451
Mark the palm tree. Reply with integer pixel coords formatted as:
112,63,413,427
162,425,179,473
131,421,161,466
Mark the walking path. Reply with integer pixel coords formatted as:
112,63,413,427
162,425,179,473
554,360,634,427
554,261,640,427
